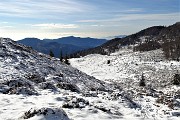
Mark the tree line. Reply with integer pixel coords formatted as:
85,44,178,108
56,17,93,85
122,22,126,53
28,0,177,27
49,50,70,65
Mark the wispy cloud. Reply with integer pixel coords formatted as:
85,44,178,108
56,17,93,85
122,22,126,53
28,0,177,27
0,22,9,24
0,22,14,29
0,0,91,19
123,8,143,12
78,13,180,23
32,23,78,29
0,26,14,28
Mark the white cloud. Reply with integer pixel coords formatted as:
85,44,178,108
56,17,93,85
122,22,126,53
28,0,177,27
116,12,180,21
78,13,180,23
123,8,143,12
32,23,79,29
1,22,9,24
0,0,91,18
90,24,104,27
0,26,14,28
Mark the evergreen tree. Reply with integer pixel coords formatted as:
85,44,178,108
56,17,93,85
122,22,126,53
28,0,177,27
49,50,54,57
64,54,70,65
139,73,146,87
59,50,63,62
173,74,180,85
176,45,180,61
107,60,110,64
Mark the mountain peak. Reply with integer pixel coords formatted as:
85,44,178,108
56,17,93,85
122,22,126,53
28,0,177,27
70,22,179,58
21,37,41,41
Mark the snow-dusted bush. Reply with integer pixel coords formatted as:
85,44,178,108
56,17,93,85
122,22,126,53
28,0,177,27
11,87,38,95
54,73,64,77
93,101,123,116
156,95,175,109
172,74,180,85
21,107,70,120
57,82,80,93
4,79,31,88
38,82,56,90
62,97,89,108
82,91,98,97
24,73,45,84
1,79,37,95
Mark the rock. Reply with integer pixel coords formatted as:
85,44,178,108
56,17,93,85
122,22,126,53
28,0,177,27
172,111,180,117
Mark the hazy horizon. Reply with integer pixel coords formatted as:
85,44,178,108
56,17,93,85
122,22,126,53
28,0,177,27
0,0,179,40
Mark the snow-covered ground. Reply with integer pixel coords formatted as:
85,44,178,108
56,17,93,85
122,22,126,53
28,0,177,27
70,46,180,120
0,89,159,120
0,38,179,120
70,47,180,85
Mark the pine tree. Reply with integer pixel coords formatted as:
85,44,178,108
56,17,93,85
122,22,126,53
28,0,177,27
139,73,146,87
64,54,70,65
173,74,180,85
49,50,54,57
107,60,110,64
59,50,63,62
176,45,180,61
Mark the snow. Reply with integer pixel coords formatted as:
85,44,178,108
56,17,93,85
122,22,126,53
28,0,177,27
70,46,180,120
0,38,179,120
0,38,112,120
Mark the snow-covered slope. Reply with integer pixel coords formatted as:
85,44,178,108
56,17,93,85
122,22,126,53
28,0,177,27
0,38,113,120
0,38,108,94
70,46,180,120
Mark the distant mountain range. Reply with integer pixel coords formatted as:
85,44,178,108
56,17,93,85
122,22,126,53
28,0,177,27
17,36,107,57
44,36,107,47
104,35,126,40
70,22,180,58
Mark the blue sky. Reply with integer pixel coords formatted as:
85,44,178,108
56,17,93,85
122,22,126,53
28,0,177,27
0,0,179,40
